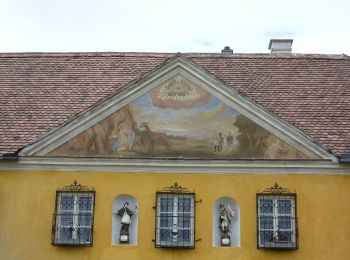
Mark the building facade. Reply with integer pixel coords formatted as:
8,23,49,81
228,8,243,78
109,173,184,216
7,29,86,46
1,42,350,259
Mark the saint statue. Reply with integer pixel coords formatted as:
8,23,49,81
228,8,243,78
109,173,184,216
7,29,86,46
219,203,235,246
116,202,134,243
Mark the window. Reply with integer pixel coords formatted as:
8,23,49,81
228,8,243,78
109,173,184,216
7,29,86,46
155,183,195,248
257,183,298,249
52,181,95,246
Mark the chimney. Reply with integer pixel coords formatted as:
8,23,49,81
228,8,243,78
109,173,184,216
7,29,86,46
268,39,293,54
221,46,233,54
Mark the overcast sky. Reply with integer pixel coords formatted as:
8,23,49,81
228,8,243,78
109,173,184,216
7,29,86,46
1,0,349,54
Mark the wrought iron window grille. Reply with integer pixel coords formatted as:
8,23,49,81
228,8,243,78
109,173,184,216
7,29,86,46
256,183,298,250
51,181,95,247
154,183,199,249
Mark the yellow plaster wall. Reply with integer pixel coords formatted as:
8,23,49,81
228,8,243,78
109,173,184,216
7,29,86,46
1,170,350,260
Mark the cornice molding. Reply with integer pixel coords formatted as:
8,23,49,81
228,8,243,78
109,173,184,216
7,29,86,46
0,157,348,175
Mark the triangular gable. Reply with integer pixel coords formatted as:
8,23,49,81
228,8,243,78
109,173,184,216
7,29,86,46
19,56,336,161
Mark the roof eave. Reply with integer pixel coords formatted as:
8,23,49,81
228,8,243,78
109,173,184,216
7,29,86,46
340,154,350,163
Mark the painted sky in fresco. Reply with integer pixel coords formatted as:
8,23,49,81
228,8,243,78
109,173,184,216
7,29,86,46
131,93,240,139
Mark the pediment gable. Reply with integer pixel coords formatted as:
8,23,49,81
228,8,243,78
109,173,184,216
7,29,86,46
20,57,335,161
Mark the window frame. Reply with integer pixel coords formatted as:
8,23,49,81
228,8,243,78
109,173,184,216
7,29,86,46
154,183,196,249
51,181,96,247
256,183,298,250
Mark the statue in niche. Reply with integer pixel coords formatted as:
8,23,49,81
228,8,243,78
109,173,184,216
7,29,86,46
116,202,134,243
219,203,235,246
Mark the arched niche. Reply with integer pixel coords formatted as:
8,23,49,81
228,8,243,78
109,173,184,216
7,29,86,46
112,194,138,245
212,196,240,247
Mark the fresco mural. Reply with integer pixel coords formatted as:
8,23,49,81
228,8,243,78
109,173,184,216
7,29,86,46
49,75,309,159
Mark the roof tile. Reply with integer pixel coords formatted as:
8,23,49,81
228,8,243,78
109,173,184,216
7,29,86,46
0,52,349,157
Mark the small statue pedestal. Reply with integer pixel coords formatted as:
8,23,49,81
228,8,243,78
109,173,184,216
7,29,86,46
221,235,231,246
120,234,129,244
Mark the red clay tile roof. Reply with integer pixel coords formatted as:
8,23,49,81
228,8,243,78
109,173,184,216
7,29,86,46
0,52,349,157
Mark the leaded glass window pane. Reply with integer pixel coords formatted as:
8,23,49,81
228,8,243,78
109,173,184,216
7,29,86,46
259,216,274,230
277,199,292,214
259,199,274,214
60,196,74,211
278,216,292,229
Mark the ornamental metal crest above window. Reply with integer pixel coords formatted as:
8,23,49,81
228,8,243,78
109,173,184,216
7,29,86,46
259,183,294,194
57,180,95,192
159,182,191,193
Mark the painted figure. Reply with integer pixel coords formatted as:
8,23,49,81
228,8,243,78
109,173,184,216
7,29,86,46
213,136,220,151
214,133,224,152
218,132,224,152
219,203,235,246
226,131,234,151
112,122,136,152
116,202,134,243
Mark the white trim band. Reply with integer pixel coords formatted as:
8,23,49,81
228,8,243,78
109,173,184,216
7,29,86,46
1,157,349,175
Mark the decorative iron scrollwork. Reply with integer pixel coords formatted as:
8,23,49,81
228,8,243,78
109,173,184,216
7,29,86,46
259,183,293,194
57,180,95,192
159,182,191,193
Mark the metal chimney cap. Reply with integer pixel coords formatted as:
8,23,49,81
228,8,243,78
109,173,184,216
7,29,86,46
268,39,293,54
268,39,293,49
221,46,233,54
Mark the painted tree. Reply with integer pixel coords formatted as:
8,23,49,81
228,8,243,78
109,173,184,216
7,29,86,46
233,115,270,157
